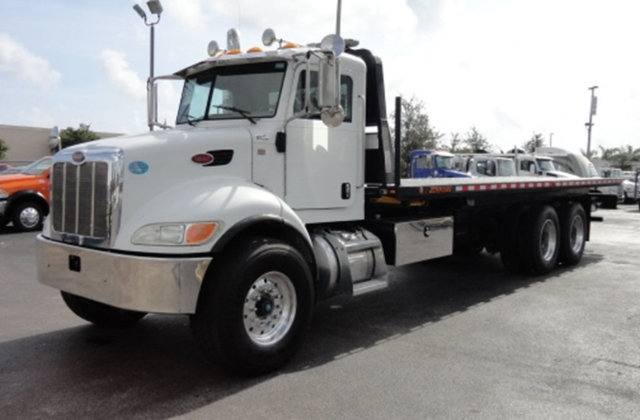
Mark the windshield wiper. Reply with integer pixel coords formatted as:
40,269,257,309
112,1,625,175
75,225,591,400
186,115,199,127
177,106,200,127
213,105,257,125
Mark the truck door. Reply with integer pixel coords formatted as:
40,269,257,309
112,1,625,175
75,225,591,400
285,67,362,210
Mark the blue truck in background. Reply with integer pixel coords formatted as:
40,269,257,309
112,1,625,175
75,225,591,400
409,150,470,178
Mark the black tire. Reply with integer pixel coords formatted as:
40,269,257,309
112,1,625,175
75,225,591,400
521,205,560,275
558,203,587,266
601,195,617,209
191,238,314,376
61,291,147,328
500,207,527,273
12,201,43,231
454,241,484,257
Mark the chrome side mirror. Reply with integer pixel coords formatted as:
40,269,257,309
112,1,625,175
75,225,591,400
318,34,345,127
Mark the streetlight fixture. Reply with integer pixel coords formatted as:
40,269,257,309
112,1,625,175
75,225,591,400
585,85,598,158
133,0,163,131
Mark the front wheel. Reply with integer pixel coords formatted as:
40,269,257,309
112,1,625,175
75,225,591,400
61,292,147,328
191,238,314,376
12,201,43,231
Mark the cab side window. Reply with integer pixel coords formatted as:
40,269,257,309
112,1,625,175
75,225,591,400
294,71,353,123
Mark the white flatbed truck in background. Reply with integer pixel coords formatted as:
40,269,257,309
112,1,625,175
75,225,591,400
36,27,620,375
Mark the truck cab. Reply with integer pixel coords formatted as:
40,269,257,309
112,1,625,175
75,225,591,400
535,147,622,207
37,30,397,373
466,154,516,177
409,150,471,178
507,153,574,178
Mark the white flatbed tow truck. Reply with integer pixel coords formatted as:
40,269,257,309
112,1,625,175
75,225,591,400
36,25,620,375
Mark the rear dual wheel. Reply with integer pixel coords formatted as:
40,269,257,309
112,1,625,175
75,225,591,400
558,203,587,266
521,205,560,274
500,203,586,275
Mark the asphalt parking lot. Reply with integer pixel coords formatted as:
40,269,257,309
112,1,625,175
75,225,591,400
1,206,639,419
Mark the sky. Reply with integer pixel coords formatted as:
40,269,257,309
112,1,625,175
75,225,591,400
1,0,639,154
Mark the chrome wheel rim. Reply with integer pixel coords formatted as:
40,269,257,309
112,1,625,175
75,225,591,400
243,271,297,346
540,219,558,262
19,207,40,229
569,214,585,254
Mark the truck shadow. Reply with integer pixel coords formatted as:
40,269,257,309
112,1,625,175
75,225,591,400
0,252,603,418
291,251,603,371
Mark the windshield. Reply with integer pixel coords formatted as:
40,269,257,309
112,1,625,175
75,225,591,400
21,157,51,175
536,158,555,172
435,155,454,169
586,162,599,177
176,61,287,125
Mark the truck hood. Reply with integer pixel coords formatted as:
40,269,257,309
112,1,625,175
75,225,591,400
55,125,253,230
61,125,252,181
0,173,34,183
0,173,46,189
545,170,579,179
439,169,471,178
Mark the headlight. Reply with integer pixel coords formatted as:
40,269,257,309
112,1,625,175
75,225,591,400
132,222,218,246
0,189,8,199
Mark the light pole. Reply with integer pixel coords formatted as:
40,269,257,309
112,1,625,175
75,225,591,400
549,132,553,147
133,0,163,131
585,85,598,158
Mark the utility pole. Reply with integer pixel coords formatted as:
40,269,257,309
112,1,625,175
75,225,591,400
335,0,342,36
585,85,598,158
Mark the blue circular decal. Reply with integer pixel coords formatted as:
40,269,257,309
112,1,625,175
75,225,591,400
128,161,149,175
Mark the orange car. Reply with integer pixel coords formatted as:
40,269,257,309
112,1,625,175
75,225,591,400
0,156,51,231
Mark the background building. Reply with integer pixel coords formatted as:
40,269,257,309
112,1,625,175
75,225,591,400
0,124,121,164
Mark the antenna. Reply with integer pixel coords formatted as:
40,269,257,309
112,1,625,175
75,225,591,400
336,0,342,36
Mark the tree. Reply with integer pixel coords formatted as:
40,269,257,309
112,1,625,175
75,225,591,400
444,132,463,153
597,145,618,161
463,126,491,153
0,138,8,160
523,133,545,153
610,145,640,171
60,124,99,149
391,96,442,176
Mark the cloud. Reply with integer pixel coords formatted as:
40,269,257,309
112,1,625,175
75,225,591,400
164,0,417,44
0,33,61,87
99,49,146,99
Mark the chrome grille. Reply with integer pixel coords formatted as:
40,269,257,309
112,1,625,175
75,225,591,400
52,161,110,238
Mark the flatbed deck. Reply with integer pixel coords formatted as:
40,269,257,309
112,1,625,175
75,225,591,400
366,176,622,201
366,176,622,208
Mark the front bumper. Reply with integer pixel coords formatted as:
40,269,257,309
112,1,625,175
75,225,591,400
0,199,7,218
36,235,212,314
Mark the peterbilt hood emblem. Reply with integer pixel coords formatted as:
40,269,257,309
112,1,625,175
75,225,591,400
191,153,214,165
191,150,234,167
71,151,86,164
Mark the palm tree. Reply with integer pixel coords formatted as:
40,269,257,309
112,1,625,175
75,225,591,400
598,145,618,162
611,145,640,170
